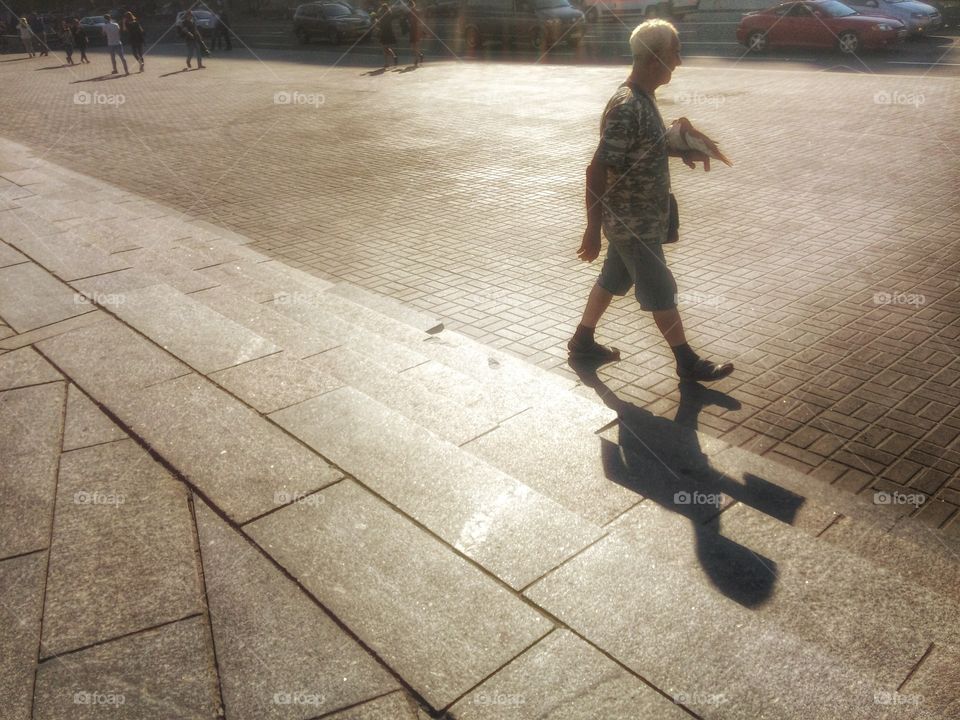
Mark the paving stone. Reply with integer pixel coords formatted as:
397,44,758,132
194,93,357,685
35,318,191,402
0,311,107,353
246,480,552,710
328,283,444,333
0,262,94,333
115,373,341,524
72,262,218,296
192,286,339,359
200,260,331,304
525,501,930,720
210,352,342,414
109,284,281,374
305,346,497,446
0,240,27,268
194,500,398,720
271,387,601,589
41,440,203,657
33,617,220,720
4,231,131,281
325,692,421,720
398,359,530,423
0,383,65,558
900,644,960,718
0,552,46,720
0,346,62,391
449,629,689,719
62,384,127,452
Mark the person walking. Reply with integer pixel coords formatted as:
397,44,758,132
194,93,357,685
27,13,47,56
102,14,129,74
375,1,397,69
178,11,206,69
122,12,145,71
72,18,90,63
568,19,733,382
60,19,75,64
213,6,232,50
408,0,424,66
18,18,35,57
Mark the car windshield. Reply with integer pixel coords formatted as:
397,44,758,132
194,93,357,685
324,3,352,14
533,0,571,6
819,0,858,14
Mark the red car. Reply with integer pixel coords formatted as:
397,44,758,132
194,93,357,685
737,0,906,54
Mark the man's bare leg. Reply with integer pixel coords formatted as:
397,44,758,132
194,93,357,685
654,307,733,381
568,283,621,362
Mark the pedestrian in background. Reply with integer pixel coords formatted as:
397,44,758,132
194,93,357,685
376,1,397,68
179,10,206,69
408,0,424,67
60,19,75,64
18,18,34,57
72,18,90,63
102,14,129,74
123,12,145,71
213,6,232,50
28,13,47,56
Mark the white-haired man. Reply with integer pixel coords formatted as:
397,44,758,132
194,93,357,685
568,19,733,383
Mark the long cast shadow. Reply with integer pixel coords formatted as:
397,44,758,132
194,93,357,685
572,359,805,608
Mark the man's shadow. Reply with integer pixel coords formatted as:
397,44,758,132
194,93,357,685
572,359,805,608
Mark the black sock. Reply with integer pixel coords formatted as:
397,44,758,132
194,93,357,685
671,342,699,369
572,324,596,345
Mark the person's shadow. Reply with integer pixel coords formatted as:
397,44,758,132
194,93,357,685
571,359,805,608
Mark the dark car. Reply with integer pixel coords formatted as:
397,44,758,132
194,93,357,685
926,0,960,25
737,0,906,53
459,0,585,50
293,1,374,43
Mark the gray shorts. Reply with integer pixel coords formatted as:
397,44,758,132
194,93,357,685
597,238,677,311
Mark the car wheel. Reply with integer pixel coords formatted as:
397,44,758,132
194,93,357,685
464,24,481,49
295,27,309,44
838,30,859,53
746,30,767,52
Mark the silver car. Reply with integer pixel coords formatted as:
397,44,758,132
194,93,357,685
843,0,942,34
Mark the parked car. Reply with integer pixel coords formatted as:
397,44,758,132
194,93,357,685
175,9,218,37
459,0,585,50
78,15,110,44
841,0,941,34
924,0,959,26
737,0,906,53
580,0,698,22
293,1,373,43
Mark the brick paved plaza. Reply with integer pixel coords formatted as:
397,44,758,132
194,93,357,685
0,36,959,720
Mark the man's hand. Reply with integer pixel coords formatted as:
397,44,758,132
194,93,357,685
680,150,711,171
577,225,602,262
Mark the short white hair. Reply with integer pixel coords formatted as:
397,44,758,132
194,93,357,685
629,19,679,66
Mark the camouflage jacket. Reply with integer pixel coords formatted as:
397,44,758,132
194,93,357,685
594,83,670,245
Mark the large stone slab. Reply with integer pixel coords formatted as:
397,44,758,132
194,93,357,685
304,346,496,445
525,501,929,720
0,262,93,333
192,286,339,359
72,262,218,296
35,318,191,402
327,283,444,334
108,284,280,374
326,692,422,719
33,617,221,720
210,352,342,414
0,311,106,352
41,440,203,657
399,359,529,423
449,630,690,720
271,387,601,589
62,384,127,452
0,240,27,268
114,374,341,523
246,480,552,710
0,552,46,720
5,230,131,281
0,383,65,558
900,644,960,718
199,260,331,305
195,500,398,720
0,346,62,391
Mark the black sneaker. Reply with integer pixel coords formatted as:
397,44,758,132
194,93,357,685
678,358,734,382
567,337,621,364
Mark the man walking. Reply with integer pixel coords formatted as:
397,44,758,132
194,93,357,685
568,19,733,383
102,14,129,74
213,6,232,51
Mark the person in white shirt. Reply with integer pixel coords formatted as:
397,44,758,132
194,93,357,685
102,15,128,74
18,18,35,57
